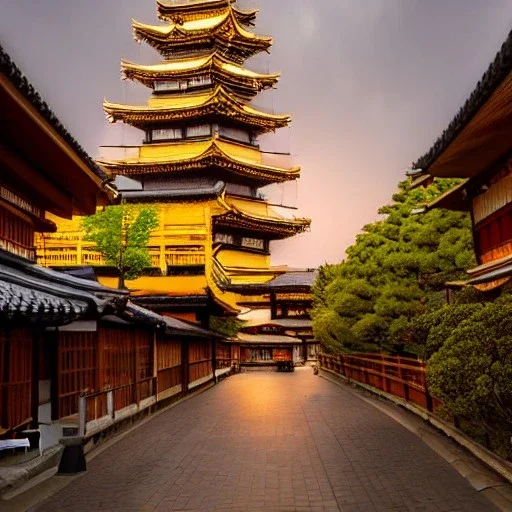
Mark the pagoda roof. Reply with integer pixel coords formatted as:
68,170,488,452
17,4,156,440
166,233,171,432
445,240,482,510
120,180,226,203
97,138,300,186
121,53,279,97
214,196,311,239
157,0,258,26
132,9,272,63
413,28,512,179
104,86,290,133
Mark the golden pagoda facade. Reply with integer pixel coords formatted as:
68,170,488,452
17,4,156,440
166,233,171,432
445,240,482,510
37,0,310,321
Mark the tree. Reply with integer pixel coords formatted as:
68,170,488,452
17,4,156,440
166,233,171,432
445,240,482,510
312,178,476,354
427,301,512,458
82,203,159,289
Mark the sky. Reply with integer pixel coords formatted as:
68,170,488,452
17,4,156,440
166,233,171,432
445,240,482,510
1,1,512,269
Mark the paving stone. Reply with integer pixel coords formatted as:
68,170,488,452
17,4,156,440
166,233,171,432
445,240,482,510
32,370,498,511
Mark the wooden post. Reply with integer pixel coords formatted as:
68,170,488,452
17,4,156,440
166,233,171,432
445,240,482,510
50,329,59,421
31,330,40,428
97,328,105,394
153,332,158,399
397,358,409,401
381,354,387,393
212,338,217,384
1,330,11,429
181,339,189,394
107,390,114,419
78,396,86,437
134,332,140,407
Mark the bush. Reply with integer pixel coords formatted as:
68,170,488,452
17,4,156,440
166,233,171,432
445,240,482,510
427,302,512,459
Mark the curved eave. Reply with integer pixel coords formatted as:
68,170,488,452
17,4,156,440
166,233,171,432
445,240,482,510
132,14,272,62
96,140,300,186
103,90,291,133
413,28,512,177
157,1,258,26
213,209,311,240
121,56,279,95
120,180,226,203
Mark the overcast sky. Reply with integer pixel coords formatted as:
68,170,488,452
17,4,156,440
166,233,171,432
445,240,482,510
1,1,512,268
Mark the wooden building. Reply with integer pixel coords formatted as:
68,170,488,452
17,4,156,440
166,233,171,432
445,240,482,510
35,0,311,341
235,271,320,365
410,29,512,291
0,44,233,453
0,43,127,444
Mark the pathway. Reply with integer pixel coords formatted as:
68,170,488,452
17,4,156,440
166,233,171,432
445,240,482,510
31,369,497,512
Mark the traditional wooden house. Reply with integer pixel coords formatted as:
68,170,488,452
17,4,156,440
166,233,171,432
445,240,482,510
0,44,231,455
410,29,512,291
236,271,319,365
0,43,128,446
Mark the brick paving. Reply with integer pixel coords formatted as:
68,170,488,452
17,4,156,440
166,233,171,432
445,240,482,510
33,370,497,512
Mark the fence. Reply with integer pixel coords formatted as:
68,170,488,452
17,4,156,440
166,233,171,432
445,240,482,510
79,377,158,437
318,352,442,413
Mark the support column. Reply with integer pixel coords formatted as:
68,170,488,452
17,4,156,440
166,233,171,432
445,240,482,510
181,339,189,394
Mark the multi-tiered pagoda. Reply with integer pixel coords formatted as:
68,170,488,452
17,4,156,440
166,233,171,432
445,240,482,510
38,0,310,330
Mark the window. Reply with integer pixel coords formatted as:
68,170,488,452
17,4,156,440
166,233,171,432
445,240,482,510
219,126,251,144
186,124,211,138
152,127,183,141
154,80,181,92
188,75,212,89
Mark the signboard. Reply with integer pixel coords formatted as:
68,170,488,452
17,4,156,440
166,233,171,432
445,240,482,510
241,237,265,250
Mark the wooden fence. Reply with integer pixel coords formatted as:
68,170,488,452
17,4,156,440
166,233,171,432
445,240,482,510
318,352,442,413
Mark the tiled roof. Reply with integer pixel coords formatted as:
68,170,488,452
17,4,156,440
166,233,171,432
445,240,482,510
413,28,512,171
267,270,318,289
120,181,225,202
236,333,298,344
0,251,127,325
0,281,89,325
0,44,108,182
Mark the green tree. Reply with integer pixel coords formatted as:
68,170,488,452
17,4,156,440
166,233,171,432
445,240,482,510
312,178,476,354
427,301,512,458
83,204,159,289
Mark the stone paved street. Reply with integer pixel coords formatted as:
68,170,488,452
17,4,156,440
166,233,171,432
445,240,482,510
33,370,497,512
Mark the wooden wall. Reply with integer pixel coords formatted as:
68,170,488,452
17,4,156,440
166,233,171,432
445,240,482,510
188,339,212,385
156,339,182,398
0,329,32,432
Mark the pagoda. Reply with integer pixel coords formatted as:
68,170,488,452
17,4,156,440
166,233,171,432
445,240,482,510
38,0,310,327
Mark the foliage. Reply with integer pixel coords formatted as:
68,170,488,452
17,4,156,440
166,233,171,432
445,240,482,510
427,301,512,458
210,316,244,337
83,204,159,287
312,178,476,353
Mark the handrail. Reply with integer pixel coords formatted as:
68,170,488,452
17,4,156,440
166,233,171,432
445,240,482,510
318,352,440,413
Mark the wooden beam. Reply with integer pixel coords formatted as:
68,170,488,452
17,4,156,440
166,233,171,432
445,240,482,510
0,143,73,218
0,76,104,189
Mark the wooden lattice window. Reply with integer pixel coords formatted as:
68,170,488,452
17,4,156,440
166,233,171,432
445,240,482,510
58,332,97,419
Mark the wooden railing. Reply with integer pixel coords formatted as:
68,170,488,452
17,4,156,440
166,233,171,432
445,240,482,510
318,353,442,413
79,377,157,437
